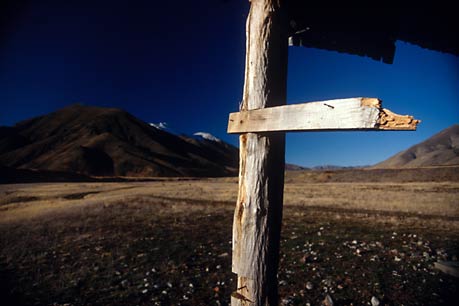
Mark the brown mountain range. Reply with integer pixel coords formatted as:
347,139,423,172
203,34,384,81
374,124,459,168
2,105,456,180
0,104,238,177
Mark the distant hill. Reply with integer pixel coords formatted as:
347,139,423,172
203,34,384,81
0,104,238,177
311,165,367,171
374,124,459,168
285,163,308,171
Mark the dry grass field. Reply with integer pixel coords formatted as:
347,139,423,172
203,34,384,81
1,169,458,305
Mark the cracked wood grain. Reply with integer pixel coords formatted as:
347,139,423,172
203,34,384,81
231,0,287,305
228,97,420,133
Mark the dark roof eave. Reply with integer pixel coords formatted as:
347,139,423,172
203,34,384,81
287,1,459,64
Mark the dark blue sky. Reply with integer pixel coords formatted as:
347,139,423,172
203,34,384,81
1,0,458,167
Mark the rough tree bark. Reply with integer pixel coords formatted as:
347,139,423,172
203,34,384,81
231,0,288,305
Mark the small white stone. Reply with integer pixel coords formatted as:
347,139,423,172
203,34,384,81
323,294,334,306
371,296,380,306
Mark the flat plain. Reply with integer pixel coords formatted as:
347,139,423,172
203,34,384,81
1,168,458,305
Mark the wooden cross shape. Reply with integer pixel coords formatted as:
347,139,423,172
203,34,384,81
227,1,419,306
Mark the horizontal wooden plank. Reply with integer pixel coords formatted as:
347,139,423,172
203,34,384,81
227,97,420,134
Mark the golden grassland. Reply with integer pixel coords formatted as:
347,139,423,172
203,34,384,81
1,178,458,225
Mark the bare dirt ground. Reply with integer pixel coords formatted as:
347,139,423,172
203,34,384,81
1,172,458,305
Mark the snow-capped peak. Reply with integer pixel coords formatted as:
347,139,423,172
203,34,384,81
193,132,222,143
149,122,168,130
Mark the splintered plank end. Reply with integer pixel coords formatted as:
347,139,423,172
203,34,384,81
378,108,420,130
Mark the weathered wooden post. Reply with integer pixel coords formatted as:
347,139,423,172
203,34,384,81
229,1,420,306
230,0,288,305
